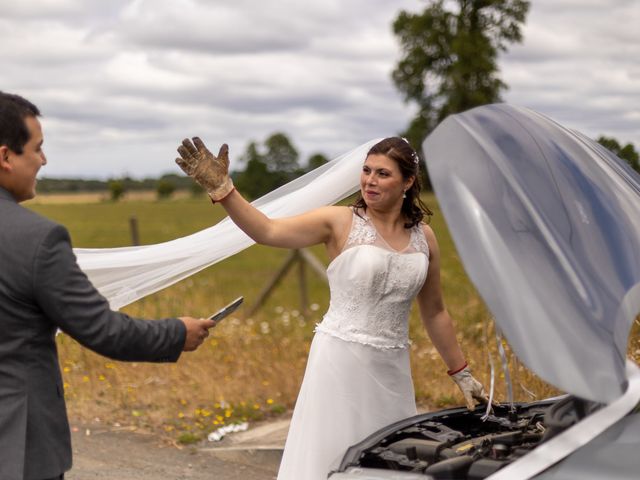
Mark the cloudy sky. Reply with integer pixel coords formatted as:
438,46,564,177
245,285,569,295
2,0,638,179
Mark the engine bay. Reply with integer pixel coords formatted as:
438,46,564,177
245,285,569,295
332,396,601,479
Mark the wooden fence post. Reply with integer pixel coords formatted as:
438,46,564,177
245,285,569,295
129,216,140,246
247,248,327,317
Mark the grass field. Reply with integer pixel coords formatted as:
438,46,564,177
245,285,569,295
27,192,640,444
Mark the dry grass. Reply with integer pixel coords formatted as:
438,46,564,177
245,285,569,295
57,302,315,439
26,194,640,443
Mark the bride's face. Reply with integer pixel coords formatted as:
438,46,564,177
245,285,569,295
360,153,408,208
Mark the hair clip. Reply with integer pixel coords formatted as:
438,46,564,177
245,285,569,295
401,137,419,164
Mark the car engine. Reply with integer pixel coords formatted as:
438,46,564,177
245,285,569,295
331,396,601,479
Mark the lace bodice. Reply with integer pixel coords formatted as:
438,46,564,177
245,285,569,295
315,210,430,349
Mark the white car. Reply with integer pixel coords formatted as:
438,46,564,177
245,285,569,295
329,104,640,480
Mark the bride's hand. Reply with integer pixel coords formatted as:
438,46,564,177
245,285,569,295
176,137,234,202
450,366,491,410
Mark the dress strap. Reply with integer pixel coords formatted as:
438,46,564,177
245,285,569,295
342,209,376,252
410,223,430,256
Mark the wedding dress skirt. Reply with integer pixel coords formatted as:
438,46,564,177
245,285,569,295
276,331,418,480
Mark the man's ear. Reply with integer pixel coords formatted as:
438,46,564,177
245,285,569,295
0,146,12,172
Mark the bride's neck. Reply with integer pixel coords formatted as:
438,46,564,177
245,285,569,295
365,206,406,229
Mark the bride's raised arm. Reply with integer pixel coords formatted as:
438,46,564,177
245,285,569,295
176,137,346,250
218,191,344,249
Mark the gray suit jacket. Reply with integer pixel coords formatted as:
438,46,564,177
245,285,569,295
0,187,187,480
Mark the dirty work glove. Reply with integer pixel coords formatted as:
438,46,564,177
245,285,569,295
449,364,490,410
176,137,234,202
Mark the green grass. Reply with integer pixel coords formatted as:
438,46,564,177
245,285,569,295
27,193,582,440
31,198,223,247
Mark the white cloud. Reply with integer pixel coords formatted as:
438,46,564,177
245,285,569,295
2,0,638,179
2,0,88,18
501,0,640,147
103,52,206,91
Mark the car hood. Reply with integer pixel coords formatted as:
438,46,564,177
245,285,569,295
423,104,640,403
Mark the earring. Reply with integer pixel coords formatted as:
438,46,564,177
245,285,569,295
402,190,407,199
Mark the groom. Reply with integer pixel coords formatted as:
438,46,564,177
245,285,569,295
0,91,217,480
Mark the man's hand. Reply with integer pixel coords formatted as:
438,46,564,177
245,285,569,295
180,317,216,352
450,366,490,410
176,137,234,201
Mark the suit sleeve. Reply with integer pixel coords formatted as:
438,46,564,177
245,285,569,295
33,224,186,362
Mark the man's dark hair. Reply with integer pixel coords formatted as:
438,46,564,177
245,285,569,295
0,91,41,154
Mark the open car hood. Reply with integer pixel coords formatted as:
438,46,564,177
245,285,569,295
423,104,640,403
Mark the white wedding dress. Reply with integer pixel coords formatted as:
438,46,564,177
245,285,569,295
277,209,430,479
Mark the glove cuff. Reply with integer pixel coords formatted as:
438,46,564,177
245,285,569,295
447,361,468,376
208,178,235,202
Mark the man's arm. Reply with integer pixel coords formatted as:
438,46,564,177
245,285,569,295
33,225,211,361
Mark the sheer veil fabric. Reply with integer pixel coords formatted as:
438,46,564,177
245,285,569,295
74,139,382,310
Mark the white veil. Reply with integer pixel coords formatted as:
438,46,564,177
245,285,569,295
74,139,381,310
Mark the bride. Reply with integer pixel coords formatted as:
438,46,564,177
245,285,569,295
176,136,489,479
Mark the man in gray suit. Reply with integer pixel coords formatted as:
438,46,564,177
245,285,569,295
0,91,217,480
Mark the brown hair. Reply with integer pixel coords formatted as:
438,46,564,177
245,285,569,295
351,137,432,228
0,91,40,154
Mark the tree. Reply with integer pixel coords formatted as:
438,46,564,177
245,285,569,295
392,0,530,186
156,179,176,199
107,179,125,202
306,153,329,172
234,141,271,199
233,134,301,199
189,182,205,197
234,153,274,200
263,132,299,174
597,136,640,173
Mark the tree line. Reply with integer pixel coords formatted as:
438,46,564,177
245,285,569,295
39,132,329,201
38,129,638,201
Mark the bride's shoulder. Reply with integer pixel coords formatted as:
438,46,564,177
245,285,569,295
309,205,352,229
420,223,435,237
318,205,351,218
329,205,353,225
420,223,440,253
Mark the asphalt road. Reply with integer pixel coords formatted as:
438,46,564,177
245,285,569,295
66,420,288,480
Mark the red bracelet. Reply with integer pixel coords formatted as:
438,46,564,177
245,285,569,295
210,186,236,204
447,362,468,376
